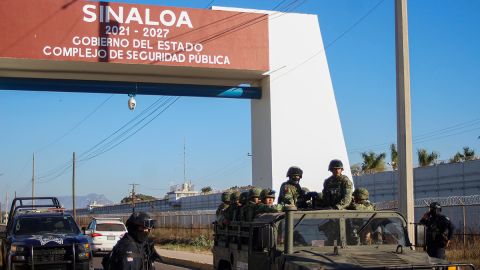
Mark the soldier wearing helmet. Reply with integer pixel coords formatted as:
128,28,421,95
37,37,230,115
278,166,304,207
224,190,241,224
235,191,249,221
216,190,232,224
347,188,375,211
321,159,353,210
243,187,262,221
419,202,454,259
103,212,161,270
255,188,282,216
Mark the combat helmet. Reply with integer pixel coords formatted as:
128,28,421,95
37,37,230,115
248,187,262,199
286,166,303,177
353,188,369,200
230,190,241,202
221,191,232,203
260,188,276,201
429,202,441,211
126,212,155,230
239,191,249,205
328,159,344,171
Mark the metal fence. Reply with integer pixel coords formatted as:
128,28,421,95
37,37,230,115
77,195,480,231
375,195,480,234
76,210,216,229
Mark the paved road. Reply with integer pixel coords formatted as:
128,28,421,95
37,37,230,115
92,256,193,270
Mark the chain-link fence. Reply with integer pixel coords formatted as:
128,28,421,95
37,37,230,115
76,210,216,241
375,195,480,247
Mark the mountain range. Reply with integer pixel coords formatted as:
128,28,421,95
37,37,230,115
56,193,114,210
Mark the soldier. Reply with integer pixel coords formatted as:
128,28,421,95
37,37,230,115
419,202,454,259
278,166,304,206
216,191,231,224
243,187,262,221
321,159,353,210
255,188,282,216
224,190,241,224
236,191,249,221
347,188,375,211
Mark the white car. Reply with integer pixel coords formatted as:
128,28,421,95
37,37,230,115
84,218,127,254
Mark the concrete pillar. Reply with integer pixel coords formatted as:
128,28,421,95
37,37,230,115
251,11,351,193
395,0,415,242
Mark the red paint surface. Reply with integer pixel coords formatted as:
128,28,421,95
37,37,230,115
0,0,269,71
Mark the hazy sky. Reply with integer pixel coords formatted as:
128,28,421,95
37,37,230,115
1,0,479,204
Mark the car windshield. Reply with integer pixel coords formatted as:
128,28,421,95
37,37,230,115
346,217,406,246
292,216,341,247
15,216,80,235
96,223,126,232
276,213,407,248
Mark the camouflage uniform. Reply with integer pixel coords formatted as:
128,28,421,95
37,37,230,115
255,188,282,216
278,179,303,206
224,191,241,223
255,203,282,215
347,188,375,211
322,174,353,210
216,191,231,223
242,187,262,222
278,166,304,206
235,191,249,221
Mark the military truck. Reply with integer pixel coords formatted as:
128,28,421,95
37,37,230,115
0,197,92,270
213,208,475,270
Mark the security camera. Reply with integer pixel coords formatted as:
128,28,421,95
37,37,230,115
128,95,136,111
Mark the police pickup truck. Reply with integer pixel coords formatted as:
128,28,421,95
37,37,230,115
0,197,92,270
213,207,475,270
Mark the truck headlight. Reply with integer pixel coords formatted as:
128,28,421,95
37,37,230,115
76,243,91,260
11,245,26,253
12,255,26,261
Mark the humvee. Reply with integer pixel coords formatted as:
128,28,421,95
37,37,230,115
213,208,475,270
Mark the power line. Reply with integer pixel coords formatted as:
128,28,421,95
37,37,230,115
77,96,167,160
198,154,248,180
197,0,306,47
36,96,180,183
324,0,385,49
272,0,292,10
270,0,385,81
78,97,172,161
79,97,180,162
35,94,114,153
348,117,480,154
205,0,215,8
148,0,306,67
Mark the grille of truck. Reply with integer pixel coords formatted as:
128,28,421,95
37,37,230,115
30,246,71,263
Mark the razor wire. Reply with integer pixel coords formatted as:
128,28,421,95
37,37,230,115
375,195,480,210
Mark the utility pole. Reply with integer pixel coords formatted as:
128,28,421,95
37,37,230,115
72,152,76,220
183,138,187,184
32,153,35,200
129,183,138,213
395,0,415,242
5,192,8,223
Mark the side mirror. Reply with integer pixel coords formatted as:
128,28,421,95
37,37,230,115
414,224,426,248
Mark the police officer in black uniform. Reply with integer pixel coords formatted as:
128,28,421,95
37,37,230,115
103,212,162,270
419,202,454,259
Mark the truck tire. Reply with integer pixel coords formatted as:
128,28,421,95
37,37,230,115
218,260,231,270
